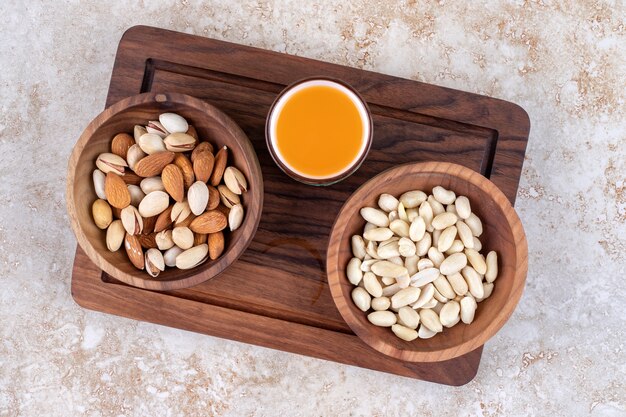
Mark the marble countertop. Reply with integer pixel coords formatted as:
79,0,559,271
1,1,624,416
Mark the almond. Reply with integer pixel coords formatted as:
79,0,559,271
124,233,145,270
162,164,185,202
133,151,175,177
154,205,174,232
215,204,230,218
186,125,199,140
137,232,158,249
120,170,143,186
189,210,227,234
207,185,220,210
208,231,225,259
210,146,228,186
104,172,131,209
193,151,214,183
111,133,135,158
191,142,214,162
173,153,195,189
193,232,208,246
142,215,157,235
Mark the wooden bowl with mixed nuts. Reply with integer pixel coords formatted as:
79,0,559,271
326,162,527,362
67,92,263,290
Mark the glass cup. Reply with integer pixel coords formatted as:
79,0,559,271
265,77,373,186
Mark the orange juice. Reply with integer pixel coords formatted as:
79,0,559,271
268,79,371,182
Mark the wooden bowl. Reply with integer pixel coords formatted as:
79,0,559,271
66,92,263,291
326,162,527,362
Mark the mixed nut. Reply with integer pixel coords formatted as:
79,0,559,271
347,186,498,341
91,112,248,277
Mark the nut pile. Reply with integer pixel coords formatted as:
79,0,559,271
346,186,498,341
91,112,248,277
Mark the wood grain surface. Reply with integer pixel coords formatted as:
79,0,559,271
326,162,528,363
71,26,530,385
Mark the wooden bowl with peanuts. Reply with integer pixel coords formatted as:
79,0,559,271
66,92,263,291
326,162,527,362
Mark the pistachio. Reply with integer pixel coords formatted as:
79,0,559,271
171,201,192,224
172,226,194,250
96,153,127,175
92,169,106,200
223,167,248,195
175,244,209,269
163,245,184,268
92,199,113,229
228,203,244,231
155,230,175,250
217,184,240,208
126,144,146,171
159,112,189,133
120,205,143,235
133,125,147,143
140,176,165,194
164,132,196,152
106,220,125,251
127,185,145,207
146,120,169,138
188,181,209,216
138,133,167,155
138,191,170,218
145,248,165,277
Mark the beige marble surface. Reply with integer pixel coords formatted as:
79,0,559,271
1,1,625,416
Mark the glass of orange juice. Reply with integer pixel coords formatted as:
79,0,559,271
266,77,373,185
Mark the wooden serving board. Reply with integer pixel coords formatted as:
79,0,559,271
71,26,530,386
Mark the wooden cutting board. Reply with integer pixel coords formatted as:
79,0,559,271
72,26,530,386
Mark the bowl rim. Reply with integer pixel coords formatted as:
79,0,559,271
264,76,373,186
326,161,528,362
66,92,264,291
